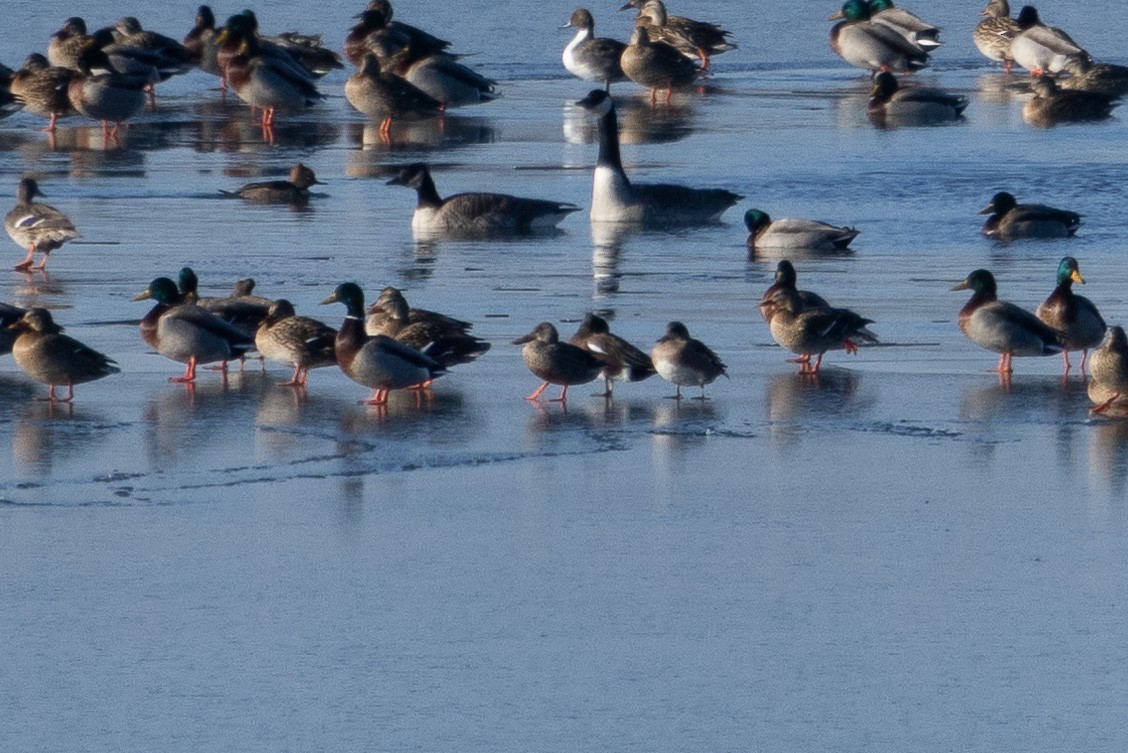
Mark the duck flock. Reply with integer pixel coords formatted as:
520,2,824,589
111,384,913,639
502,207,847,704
2,0,1128,413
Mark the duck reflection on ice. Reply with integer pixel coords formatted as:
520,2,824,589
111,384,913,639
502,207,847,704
562,96,695,146
765,368,863,423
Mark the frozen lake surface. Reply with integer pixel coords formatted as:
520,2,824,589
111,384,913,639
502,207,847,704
4,0,1128,750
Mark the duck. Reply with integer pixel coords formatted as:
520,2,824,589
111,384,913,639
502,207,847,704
385,162,580,236
8,308,119,402
1059,55,1128,99
215,12,322,84
973,0,1020,73
344,7,452,69
829,0,929,74
133,277,255,383
867,71,968,125
9,53,77,132
219,162,325,204
254,299,337,387
577,90,740,225
239,10,343,77
66,46,149,140
223,35,324,129
979,191,1081,239
320,282,446,405
513,321,605,402
745,210,859,256
952,269,1065,374
177,267,271,339
1022,74,1116,126
47,17,94,70
1088,327,1128,413
619,26,698,105
757,260,832,323
766,288,879,374
395,50,497,108
868,0,941,52
0,71,19,121
112,17,194,79
344,53,443,138
626,0,735,70
5,178,79,272
0,302,26,356
1035,257,1106,373
1009,5,1086,75
363,287,489,369
183,5,225,82
365,286,474,337
568,313,656,396
562,9,627,91
650,321,727,399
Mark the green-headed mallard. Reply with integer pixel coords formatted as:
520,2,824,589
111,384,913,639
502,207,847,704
868,71,968,125
5,178,78,272
9,308,119,402
1089,326,1128,413
766,288,878,374
974,0,1020,72
385,162,579,237
829,0,929,74
979,191,1081,239
1035,257,1106,373
345,53,443,139
513,321,605,402
577,90,740,225
220,163,324,204
1009,5,1086,75
562,9,627,91
650,321,727,399
625,0,735,70
868,0,941,53
1023,74,1115,126
620,26,698,105
320,282,446,405
255,299,337,387
223,34,324,129
134,277,255,382
952,268,1065,374
568,313,655,396
745,210,859,256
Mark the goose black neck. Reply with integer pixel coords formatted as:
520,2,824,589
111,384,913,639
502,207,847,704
596,107,625,176
415,171,443,210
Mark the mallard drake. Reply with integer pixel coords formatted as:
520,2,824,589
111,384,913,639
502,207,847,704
215,12,322,84
758,260,832,323
66,46,149,140
177,267,271,338
745,210,859,256
5,178,78,272
8,308,119,402
952,269,1065,374
829,0,929,74
1023,74,1116,126
365,286,473,337
223,35,324,128
620,26,698,105
1089,327,1128,413
650,321,726,399
1009,5,1086,75
134,277,255,382
568,313,655,396
1035,257,1106,373
513,321,604,402
868,71,968,125
183,5,224,81
1059,55,1128,99
562,9,627,91
766,288,878,374
385,162,579,237
868,0,940,52
577,90,740,225
0,302,26,356
320,282,446,405
345,53,443,138
48,17,94,70
219,162,325,204
9,53,76,131
255,299,337,387
396,51,497,108
626,0,735,69
979,191,1081,239
973,0,1020,72
363,287,489,368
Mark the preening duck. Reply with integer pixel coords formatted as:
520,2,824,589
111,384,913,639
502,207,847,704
9,308,119,402
577,90,740,225
1035,257,1106,373
9,54,76,132
385,162,579,237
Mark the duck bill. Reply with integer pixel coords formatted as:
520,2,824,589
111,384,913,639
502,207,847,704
828,10,845,19
320,292,340,305
1071,270,1086,284
976,203,995,215
951,279,971,291
618,1,634,10
511,333,535,345
131,289,153,301
384,175,405,186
